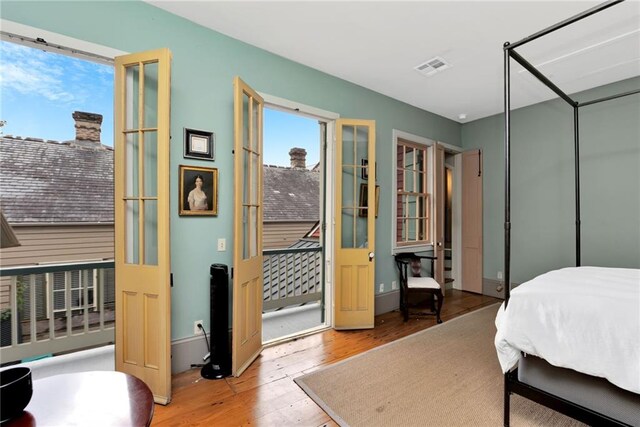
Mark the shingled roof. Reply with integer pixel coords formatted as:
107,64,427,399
263,165,320,222
0,136,114,224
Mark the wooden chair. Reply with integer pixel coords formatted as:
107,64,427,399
394,252,443,323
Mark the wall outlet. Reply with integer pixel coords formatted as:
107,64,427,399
391,280,397,290
379,283,384,293
217,238,226,251
194,320,203,335
497,271,503,280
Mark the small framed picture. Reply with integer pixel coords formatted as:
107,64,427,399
179,165,218,216
184,128,215,161
358,183,380,218
361,158,376,180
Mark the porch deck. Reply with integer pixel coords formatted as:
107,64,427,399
263,302,324,343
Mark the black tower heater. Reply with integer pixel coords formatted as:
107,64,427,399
201,263,231,379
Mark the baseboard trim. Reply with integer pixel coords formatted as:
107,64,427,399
375,289,400,316
171,334,210,374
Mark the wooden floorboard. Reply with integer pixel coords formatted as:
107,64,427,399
152,290,501,426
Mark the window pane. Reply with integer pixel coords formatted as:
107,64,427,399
143,62,158,128
251,151,259,205
242,206,249,259
243,93,250,149
143,131,157,197
243,148,250,205
342,126,355,165
125,133,139,197
341,208,355,248
125,65,139,130
250,206,258,257
144,200,158,265
126,200,139,264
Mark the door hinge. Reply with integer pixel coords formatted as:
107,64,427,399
478,150,482,177
170,273,174,287
231,267,234,279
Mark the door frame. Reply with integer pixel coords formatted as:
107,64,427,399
258,92,339,334
390,130,463,287
439,142,463,290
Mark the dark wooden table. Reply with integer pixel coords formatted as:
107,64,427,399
7,371,154,427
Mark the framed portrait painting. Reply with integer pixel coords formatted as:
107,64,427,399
184,128,215,161
179,165,218,216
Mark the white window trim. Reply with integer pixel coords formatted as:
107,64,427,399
1,19,125,63
391,129,436,254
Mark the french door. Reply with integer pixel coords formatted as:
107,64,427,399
334,119,376,329
232,77,264,376
114,48,172,403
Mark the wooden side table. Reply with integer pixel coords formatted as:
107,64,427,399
7,371,154,427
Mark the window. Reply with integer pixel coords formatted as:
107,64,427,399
48,270,97,314
396,138,431,246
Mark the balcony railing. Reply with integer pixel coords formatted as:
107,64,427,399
263,246,322,311
0,260,115,364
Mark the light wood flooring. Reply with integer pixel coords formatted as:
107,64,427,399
152,290,501,426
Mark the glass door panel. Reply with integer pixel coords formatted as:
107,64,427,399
143,62,159,128
122,60,159,266
341,125,369,249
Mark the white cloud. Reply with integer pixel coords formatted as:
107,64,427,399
0,41,112,104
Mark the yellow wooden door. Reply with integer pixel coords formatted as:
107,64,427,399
334,119,376,329
114,48,172,404
433,143,445,286
462,149,483,293
232,77,264,376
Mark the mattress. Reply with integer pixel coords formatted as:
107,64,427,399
495,266,640,394
518,355,640,426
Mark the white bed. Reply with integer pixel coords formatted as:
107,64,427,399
495,266,640,394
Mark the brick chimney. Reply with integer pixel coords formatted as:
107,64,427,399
289,147,307,169
72,111,103,143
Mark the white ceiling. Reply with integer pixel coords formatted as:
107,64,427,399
145,1,640,123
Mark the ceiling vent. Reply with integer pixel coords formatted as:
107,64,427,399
414,56,451,76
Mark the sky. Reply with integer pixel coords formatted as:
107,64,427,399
0,40,114,145
0,40,320,168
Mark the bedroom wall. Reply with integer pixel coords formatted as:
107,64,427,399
462,77,640,285
1,1,461,341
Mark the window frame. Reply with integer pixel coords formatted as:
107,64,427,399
392,130,436,254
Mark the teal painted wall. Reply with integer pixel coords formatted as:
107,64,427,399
462,77,640,284
2,1,461,340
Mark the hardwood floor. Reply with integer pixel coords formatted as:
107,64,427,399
152,290,501,426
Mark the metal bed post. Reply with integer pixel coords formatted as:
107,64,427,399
574,106,581,267
503,42,513,427
503,43,512,308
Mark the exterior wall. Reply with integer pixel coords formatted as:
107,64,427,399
263,221,316,249
0,224,115,328
0,224,114,268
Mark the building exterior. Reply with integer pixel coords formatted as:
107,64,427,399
0,112,115,351
263,148,320,249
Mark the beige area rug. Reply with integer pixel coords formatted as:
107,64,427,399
295,304,585,426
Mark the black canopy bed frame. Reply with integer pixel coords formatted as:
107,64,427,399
502,0,640,426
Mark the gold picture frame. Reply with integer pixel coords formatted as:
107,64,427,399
358,183,380,217
179,165,218,216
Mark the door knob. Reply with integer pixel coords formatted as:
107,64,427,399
368,252,375,261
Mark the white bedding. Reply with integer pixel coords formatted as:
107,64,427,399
495,266,640,394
